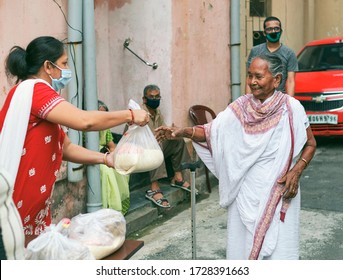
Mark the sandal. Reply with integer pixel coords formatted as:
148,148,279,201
171,180,199,195
145,190,171,208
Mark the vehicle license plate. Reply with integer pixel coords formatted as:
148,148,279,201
307,114,338,124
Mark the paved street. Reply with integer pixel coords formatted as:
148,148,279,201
300,136,343,259
128,136,343,260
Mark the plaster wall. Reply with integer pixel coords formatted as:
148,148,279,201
94,0,173,134
0,0,68,106
313,0,343,39
94,0,231,132
171,1,231,125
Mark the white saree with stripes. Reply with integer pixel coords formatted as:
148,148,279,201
193,91,309,259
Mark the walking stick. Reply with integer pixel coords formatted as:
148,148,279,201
181,160,201,260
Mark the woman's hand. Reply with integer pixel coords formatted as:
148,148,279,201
105,151,115,168
132,109,150,126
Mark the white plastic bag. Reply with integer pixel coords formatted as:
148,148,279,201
113,99,164,175
25,219,94,260
67,209,126,260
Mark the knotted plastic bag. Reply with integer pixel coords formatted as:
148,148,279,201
67,209,126,260
113,99,164,175
25,219,94,260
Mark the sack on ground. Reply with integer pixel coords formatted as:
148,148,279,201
114,99,164,175
67,208,126,260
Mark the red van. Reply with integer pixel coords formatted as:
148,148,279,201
294,37,343,136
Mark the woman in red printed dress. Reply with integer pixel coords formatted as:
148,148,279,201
2,81,66,236
0,36,150,259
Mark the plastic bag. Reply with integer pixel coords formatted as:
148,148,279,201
113,99,164,175
25,219,94,260
67,209,126,260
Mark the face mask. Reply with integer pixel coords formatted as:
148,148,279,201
146,98,160,109
266,31,282,43
49,62,72,91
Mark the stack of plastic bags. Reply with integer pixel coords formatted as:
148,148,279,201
25,208,126,260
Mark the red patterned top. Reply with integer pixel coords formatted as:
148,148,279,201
0,82,66,235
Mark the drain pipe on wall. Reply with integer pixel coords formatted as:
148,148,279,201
83,0,102,213
67,0,84,183
230,0,241,101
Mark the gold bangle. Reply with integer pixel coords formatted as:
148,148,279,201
103,152,109,166
191,127,195,139
300,157,308,168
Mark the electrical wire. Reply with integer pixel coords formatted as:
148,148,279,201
52,0,83,39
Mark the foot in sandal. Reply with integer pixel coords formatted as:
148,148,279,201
171,171,198,194
145,189,171,208
171,180,199,195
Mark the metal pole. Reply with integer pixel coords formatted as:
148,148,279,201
83,0,102,213
181,161,201,259
190,169,197,260
67,0,84,182
231,0,241,101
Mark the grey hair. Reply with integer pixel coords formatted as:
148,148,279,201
254,53,284,82
143,84,160,97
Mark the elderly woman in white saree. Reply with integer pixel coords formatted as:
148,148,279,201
156,53,316,260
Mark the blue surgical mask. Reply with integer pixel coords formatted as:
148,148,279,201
266,31,282,43
146,98,160,109
49,62,72,91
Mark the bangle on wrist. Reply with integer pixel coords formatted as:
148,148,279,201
190,127,195,139
103,152,109,166
299,157,308,169
128,109,134,125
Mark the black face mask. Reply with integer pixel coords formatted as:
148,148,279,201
146,98,160,109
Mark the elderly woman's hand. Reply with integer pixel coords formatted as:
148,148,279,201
155,126,184,142
277,169,301,199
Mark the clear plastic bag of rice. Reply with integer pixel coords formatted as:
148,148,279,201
113,99,164,175
25,219,94,260
67,209,126,259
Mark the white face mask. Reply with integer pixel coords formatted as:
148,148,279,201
49,61,72,91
